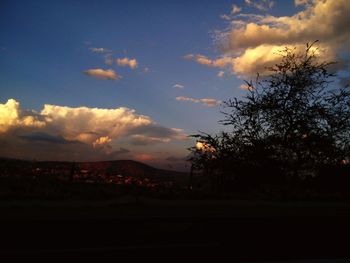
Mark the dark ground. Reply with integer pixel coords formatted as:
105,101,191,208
1,200,350,262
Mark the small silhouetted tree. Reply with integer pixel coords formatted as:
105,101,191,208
190,41,350,190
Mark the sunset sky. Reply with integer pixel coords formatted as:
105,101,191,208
1,0,350,170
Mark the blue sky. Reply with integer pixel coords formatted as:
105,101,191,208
1,0,349,170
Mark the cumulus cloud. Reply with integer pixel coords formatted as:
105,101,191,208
245,0,274,11
0,99,188,160
116,57,138,69
188,0,350,78
0,99,45,132
84,68,121,80
173,83,184,89
176,96,221,107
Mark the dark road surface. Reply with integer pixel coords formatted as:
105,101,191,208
1,214,350,262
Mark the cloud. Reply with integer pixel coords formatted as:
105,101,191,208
217,71,225,78
93,136,112,148
19,132,79,144
231,4,242,14
239,83,254,91
245,0,274,11
134,153,155,161
0,99,45,133
129,135,171,145
190,0,350,78
173,83,185,89
184,54,212,66
143,67,150,73
129,126,187,145
104,54,114,66
111,147,130,155
84,68,121,80
36,103,153,145
294,0,313,6
116,57,138,69
220,14,231,21
176,96,221,107
184,54,235,69
0,99,188,160
89,47,110,53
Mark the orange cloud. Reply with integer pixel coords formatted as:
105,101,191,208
190,0,350,78
93,136,112,148
134,153,155,161
117,57,138,69
84,68,120,80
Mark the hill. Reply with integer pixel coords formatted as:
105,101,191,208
0,157,190,199
0,157,189,183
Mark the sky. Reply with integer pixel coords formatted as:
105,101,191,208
1,0,350,171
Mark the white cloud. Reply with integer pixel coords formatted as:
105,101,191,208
89,47,110,53
40,103,153,144
117,57,138,69
217,71,225,78
175,96,221,107
173,83,185,89
231,4,242,14
104,54,114,66
220,14,231,21
245,0,274,11
84,68,121,80
294,0,313,6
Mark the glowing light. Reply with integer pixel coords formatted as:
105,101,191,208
196,142,215,152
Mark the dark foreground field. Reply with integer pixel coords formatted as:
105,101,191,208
1,200,350,262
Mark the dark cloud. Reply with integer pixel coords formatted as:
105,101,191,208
109,147,130,158
19,132,80,144
130,125,180,138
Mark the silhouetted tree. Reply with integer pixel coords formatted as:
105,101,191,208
190,41,350,190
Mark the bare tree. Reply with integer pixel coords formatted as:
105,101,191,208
190,42,350,188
